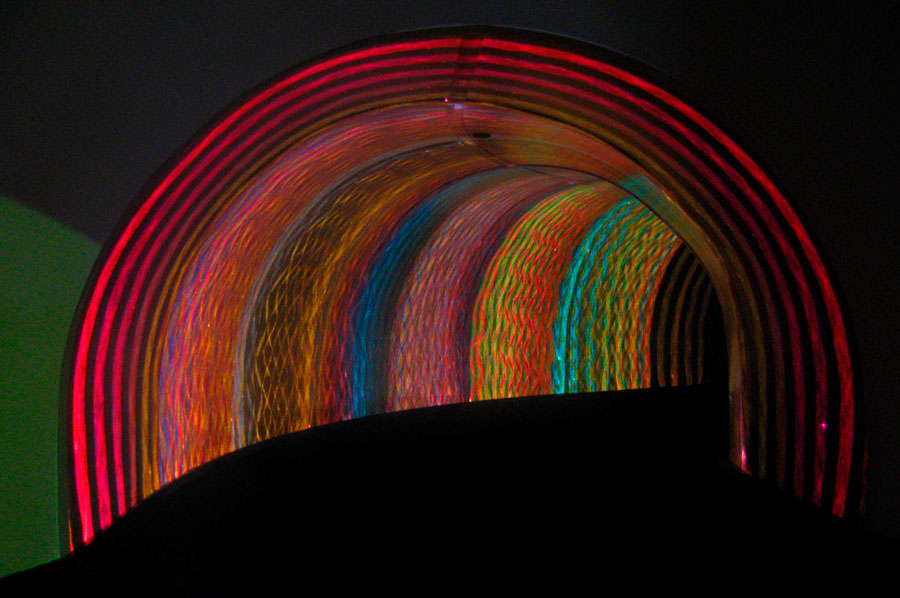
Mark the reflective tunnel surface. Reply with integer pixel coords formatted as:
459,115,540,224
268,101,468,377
65,30,860,546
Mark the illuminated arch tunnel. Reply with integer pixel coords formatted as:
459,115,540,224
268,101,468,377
64,27,863,548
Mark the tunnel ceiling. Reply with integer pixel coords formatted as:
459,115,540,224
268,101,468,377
65,28,861,548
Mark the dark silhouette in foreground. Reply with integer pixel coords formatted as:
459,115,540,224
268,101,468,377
4,386,894,593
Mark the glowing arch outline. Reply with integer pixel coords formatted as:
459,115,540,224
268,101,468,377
62,27,861,547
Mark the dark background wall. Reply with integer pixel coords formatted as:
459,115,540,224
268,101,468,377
1,0,897,572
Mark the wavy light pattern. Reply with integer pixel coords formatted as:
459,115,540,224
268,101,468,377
471,182,623,400
65,28,860,547
553,195,681,394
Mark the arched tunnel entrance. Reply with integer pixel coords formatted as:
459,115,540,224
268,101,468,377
62,27,861,550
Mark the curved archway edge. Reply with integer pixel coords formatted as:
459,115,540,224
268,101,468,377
63,27,861,547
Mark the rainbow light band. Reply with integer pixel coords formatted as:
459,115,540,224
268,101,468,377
65,28,861,547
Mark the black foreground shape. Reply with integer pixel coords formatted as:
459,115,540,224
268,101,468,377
3,385,895,594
